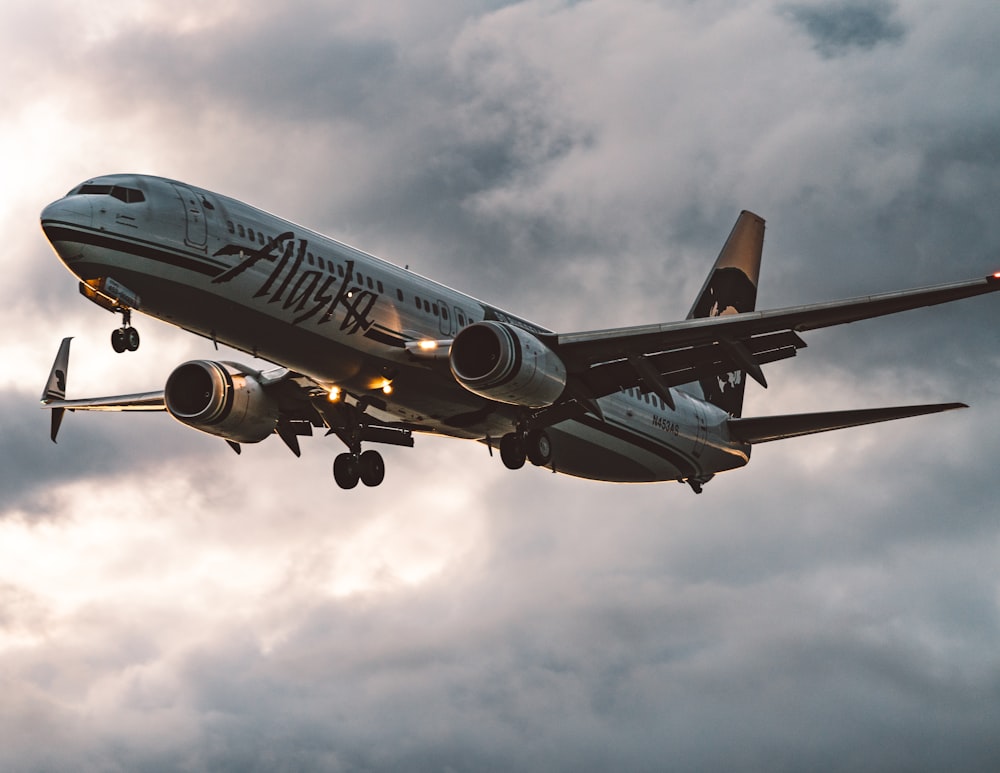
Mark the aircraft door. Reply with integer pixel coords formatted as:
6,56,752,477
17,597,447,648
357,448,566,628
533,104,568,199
438,300,452,336
693,403,708,458
172,184,207,250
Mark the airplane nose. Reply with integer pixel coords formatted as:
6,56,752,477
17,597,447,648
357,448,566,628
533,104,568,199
40,195,93,234
41,196,93,266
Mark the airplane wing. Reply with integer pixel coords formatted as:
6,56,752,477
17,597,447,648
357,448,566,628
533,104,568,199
541,274,1000,399
43,392,166,411
727,402,967,444
40,338,415,454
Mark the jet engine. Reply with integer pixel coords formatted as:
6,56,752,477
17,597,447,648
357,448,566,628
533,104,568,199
449,321,567,407
164,360,280,443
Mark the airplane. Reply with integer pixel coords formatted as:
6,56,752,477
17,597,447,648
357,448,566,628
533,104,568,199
39,174,1000,492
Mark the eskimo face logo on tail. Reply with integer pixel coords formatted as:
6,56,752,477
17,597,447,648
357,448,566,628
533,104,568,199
693,266,758,416
691,266,757,320
211,233,378,332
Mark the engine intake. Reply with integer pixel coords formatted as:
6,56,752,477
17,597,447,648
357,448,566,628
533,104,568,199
450,321,567,407
164,360,279,443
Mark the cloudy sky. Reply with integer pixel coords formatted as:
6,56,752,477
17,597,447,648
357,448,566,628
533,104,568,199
3,1,1000,770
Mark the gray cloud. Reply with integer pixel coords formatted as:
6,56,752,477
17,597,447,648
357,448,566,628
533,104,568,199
783,0,905,57
0,388,222,516
3,1,1000,771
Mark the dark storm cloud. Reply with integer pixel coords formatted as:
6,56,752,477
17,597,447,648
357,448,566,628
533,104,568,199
5,1,1000,772
783,0,905,57
11,491,997,773
23,0,611,313
0,388,218,516
109,13,397,123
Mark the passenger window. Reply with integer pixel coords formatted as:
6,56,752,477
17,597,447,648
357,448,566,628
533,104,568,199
227,221,235,234
378,281,384,293
307,252,314,266
337,264,344,277
423,300,431,313
397,289,404,302
248,228,255,241
432,303,439,316
441,307,449,321
367,277,374,290
258,232,265,246
238,224,246,238
415,296,422,308
356,272,364,285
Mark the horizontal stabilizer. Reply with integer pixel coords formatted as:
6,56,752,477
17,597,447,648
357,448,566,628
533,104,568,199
43,392,166,411
728,402,967,444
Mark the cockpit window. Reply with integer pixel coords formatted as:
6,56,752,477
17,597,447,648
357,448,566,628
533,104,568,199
73,184,146,204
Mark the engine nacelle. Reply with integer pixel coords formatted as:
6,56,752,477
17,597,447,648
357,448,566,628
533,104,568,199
164,360,280,443
449,321,567,407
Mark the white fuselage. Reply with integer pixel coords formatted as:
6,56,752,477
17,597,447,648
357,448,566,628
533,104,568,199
41,173,750,483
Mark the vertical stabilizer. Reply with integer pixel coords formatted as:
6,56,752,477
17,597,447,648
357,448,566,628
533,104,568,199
687,211,765,417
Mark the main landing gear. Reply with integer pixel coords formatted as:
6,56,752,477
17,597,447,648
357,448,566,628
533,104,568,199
498,428,552,470
324,400,412,490
110,308,140,353
333,449,385,489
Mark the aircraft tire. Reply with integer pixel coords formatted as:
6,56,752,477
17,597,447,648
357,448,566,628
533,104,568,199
499,433,526,470
359,450,385,487
111,328,127,353
125,327,140,351
525,429,552,466
333,453,360,489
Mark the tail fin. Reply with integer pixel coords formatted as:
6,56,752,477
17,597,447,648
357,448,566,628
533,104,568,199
687,211,765,417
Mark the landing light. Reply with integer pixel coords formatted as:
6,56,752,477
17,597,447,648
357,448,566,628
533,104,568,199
381,380,394,395
328,386,342,402
994,271,1000,279
418,340,438,351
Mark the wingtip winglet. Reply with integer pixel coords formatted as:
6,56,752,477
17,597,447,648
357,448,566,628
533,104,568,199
43,337,74,442
50,407,66,443
41,336,73,403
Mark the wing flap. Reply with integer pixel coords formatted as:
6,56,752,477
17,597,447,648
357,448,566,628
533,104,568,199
579,330,806,399
727,402,967,444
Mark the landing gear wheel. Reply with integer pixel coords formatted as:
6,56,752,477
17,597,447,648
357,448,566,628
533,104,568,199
499,433,526,470
333,453,360,489
525,429,552,466
111,326,140,353
358,450,385,487
124,327,140,352
111,328,127,353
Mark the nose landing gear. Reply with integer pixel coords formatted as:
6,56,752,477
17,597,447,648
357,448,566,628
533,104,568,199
110,308,140,353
